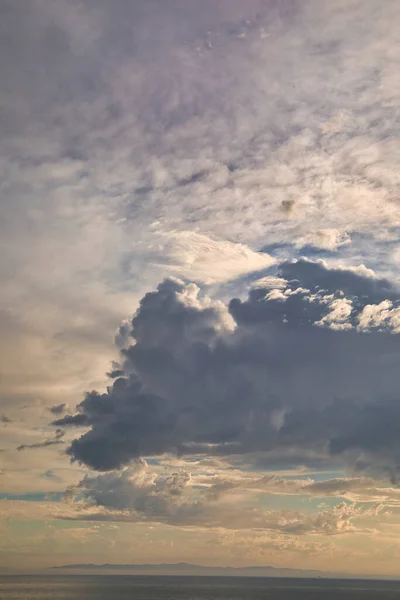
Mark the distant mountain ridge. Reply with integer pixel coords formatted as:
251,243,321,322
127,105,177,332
51,562,327,578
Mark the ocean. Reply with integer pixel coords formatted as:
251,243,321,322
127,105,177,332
1,575,400,600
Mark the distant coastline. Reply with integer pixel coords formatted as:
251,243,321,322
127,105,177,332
51,562,332,578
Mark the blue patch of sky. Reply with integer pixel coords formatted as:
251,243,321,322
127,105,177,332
41,470,61,481
0,492,64,502
258,493,346,512
260,242,295,258
270,470,345,482
259,241,338,265
298,245,344,260
301,496,348,511
332,231,400,278
213,266,277,303
145,458,161,466
260,232,400,282
241,462,341,475
311,470,346,482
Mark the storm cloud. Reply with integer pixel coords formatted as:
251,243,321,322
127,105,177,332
56,259,400,480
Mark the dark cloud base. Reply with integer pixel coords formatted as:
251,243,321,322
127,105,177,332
55,259,400,480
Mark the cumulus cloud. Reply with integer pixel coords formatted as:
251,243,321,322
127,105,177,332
63,459,384,535
77,459,195,521
358,301,400,333
55,260,400,482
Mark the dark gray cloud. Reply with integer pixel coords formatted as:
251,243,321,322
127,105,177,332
17,428,65,451
53,413,90,427
106,365,125,379
49,403,67,416
16,440,64,451
55,260,400,480
279,260,395,303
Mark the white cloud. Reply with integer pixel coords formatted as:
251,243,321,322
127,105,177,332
358,301,400,333
295,229,351,251
146,230,276,285
62,460,391,536
315,297,353,331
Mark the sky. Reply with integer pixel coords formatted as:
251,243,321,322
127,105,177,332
1,0,400,577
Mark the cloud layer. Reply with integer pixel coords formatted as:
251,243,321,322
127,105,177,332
65,458,384,535
2,0,400,573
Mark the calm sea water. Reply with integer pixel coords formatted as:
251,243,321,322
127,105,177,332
1,575,400,600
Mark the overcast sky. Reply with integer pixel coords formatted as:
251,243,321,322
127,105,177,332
2,0,400,576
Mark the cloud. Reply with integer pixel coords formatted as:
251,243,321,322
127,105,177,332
144,230,276,285
2,0,400,552
2,0,400,476
55,260,400,482
17,429,65,452
77,459,195,521
201,472,400,506
358,301,400,334
0,462,392,537
49,404,67,416
2,0,400,570
64,459,382,535
295,229,351,252
302,478,400,505
52,414,90,427
63,502,365,536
